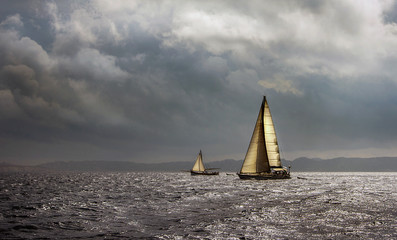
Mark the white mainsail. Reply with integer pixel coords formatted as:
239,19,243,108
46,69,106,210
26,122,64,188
240,101,269,173
240,97,281,174
192,150,205,172
264,99,282,167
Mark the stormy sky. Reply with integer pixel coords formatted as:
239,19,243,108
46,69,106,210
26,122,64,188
1,0,397,165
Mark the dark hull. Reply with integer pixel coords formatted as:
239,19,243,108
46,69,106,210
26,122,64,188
191,171,219,175
237,173,290,180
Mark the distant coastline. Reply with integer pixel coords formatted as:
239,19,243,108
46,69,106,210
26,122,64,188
1,157,397,172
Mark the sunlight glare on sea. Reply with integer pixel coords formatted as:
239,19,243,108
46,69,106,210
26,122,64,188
0,172,396,239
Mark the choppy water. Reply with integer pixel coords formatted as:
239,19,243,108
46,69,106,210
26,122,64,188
0,172,396,239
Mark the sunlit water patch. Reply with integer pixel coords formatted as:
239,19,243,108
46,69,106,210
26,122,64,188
0,172,396,239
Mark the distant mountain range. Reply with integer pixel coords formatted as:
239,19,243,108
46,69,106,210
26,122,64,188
1,157,397,172
35,159,242,172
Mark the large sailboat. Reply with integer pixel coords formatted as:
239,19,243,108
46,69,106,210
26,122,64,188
191,150,219,175
238,96,290,180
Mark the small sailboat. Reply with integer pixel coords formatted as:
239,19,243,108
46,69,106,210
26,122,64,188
238,96,290,180
191,150,219,175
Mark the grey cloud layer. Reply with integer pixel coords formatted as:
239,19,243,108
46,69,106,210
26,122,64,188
1,0,397,164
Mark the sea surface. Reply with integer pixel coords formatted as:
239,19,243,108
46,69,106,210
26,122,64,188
0,172,396,239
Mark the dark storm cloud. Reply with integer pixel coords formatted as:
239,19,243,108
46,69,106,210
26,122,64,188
1,0,397,164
